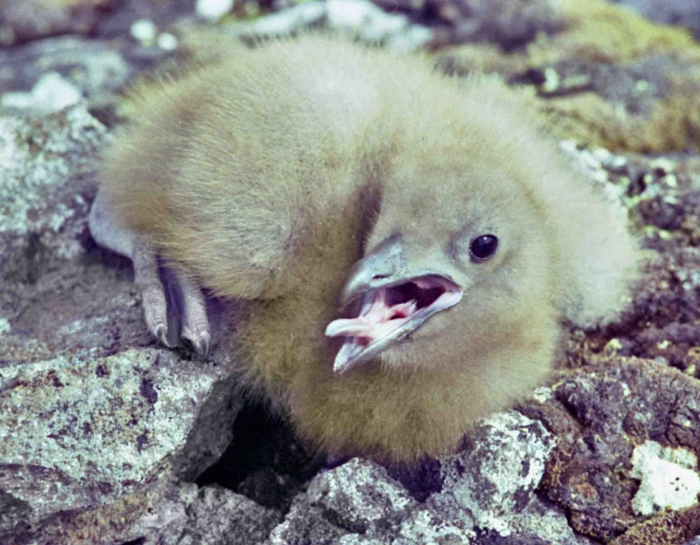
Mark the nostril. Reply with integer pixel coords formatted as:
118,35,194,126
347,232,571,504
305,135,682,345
373,274,390,280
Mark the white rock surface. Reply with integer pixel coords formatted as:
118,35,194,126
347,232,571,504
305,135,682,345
197,0,235,21
2,72,81,113
251,2,326,36
326,0,432,51
630,440,700,516
130,18,157,44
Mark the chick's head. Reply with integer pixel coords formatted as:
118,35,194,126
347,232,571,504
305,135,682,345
326,149,557,375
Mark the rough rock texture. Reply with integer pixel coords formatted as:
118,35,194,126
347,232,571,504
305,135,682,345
0,35,176,126
2,1,700,544
430,0,700,153
0,0,117,46
150,484,282,545
181,0,434,53
374,0,568,49
521,358,700,542
0,107,246,544
268,413,582,545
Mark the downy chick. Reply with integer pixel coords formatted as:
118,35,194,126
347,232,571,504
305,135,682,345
90,35,639,463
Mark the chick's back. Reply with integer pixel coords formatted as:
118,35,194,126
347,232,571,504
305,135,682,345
102,38,394,300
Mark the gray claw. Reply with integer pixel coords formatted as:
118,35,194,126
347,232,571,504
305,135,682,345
155,324,168,345
197,335,211,358
183,331,211,359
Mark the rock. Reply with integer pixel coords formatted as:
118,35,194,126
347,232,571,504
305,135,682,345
153,484,281,545
432,3,700,153
267,458,471,545
521,357,700,542
373,0,567,48
265,413,579,544
512,53,700,153
0,0,117,46
215,0,433,51
249,2,327,37
629,441,700,516
96,0,197,40
267,496,350,545
430,413,553,530
326,0,433,51
0,108,109,362
608,507,700,545
196,0,235,22
427,413,583,545
0,344,246,544
0,106,104,269
130,18,158,44
327,0,409,39
0,104,247,544
0,35,166,123
307,459,415,535
2,72,82,113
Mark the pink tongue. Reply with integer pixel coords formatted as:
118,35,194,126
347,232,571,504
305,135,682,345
325,292,417,339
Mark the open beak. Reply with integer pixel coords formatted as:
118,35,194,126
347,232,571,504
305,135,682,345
326,236,463,374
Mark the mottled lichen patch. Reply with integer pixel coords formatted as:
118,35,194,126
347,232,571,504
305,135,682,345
0,349,217,511
0,105,105,234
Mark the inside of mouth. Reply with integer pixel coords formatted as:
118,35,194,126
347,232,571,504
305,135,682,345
325,276,456,346
385,282,445,313
352,282,443,349
326,275,463,373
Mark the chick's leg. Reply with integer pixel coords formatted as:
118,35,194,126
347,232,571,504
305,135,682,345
131,240,170,345
89,189,211,356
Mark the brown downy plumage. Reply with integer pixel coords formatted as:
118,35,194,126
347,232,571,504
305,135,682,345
95,35,639,463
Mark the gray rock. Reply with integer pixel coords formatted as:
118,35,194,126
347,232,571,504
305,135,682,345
96,0,196,40
0,0,116,46
219,0,433,52
373,0,567,48
0,105,104,264
267,494,350,544
149,484,281,545
431,413,554,528
427,412,583,545
0,102,246,544
265,413,575,545
196,0,235,22
250,2,326,36
1,72,82,113
326,0,433,51
307,459,416,535
0,346,245,543
0,35,168,119
267,458,471,545
392,508,472,545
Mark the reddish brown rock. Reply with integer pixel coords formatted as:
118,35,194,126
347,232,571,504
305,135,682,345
522,357,700,541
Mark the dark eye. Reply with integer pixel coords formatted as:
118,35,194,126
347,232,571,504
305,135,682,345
470,234,498,262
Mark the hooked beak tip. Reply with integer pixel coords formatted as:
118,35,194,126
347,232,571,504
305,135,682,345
337,235,406,309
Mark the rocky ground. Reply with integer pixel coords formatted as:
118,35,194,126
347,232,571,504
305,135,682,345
2,1,700,544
